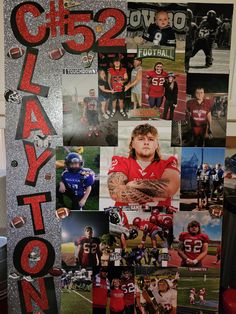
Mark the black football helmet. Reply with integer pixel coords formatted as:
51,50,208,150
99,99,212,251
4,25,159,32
207,10,217,20
65,152,84,172
109,211,120,224
129,228,138,240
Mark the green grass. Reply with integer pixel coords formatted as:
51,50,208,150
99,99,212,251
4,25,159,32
142,52,185,73
56,147,100,210
178,277,219,311
61,289,92,314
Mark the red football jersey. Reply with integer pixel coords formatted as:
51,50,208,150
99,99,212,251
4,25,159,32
147,70,168,98
110,288,125,312
139,220,159,234
108,67,127,92
93,275,110,307
121,278,135,306
108,156,179,207
77,237,100,267
187,98,213,127
179,232,209,260
118,208,129,228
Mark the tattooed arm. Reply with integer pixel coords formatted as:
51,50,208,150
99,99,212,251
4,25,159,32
108,172,156,203
107,171,177,203
126,168,180,198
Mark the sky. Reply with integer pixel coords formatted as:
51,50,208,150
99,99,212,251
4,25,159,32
173,211,222,241
62,211,109,243
181,147,225,168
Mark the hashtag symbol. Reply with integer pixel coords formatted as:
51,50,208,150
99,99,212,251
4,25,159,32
46,0,70,37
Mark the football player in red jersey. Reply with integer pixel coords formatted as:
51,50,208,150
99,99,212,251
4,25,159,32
120,269,135,314
177,220,209,267
107,123,180,208
145,62,168,109
75,226,101,268
186,87,214,146
133,217,162,249
108,57,128,118
199,287,206,304
93,267,110,314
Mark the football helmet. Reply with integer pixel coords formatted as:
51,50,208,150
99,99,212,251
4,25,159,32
65,152,84,172
207,10,216,19
133,217,141,227
129,228,138,240
109,210,120,224
149,214,158,225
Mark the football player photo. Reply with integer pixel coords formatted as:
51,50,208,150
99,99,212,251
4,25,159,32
56,146,100,211
177,268,220,313
61,211,109,268
100,120,180,212
62,72,118,146
180,147,225,213
61,267,93,313
104,205,176,268
92,266,135,314
185,3,233,74
135,266,178,314
98,52,149,120
171,73,228,147
126,2,187,51
141,55,186,121
170,211,222,269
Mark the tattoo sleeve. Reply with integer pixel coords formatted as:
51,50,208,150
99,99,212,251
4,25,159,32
126,179,170,198
108,173,170,203
108,172,155,203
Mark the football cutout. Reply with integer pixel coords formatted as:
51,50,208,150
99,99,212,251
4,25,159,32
48,267,63,277
56,207,70,219
48,48,65,60
10,216,26,228
7,47,25,59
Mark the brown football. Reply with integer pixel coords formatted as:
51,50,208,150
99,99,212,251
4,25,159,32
56,207,70,219
48,48,65,60
10,216,26,228
7,47,25,59
48,267,63,276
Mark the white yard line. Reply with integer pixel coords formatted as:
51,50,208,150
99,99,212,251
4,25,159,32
72,290,92,304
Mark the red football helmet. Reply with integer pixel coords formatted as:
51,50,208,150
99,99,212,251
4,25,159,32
133,217,142,228
149,215,158,225
157,214,173,229
151,208,160,216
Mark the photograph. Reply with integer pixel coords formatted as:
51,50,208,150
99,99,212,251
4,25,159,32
100,120,181,211
169,211,222,269
61,266,92,314
177,268,220,314
56,146,100,211
98,52,142,120
127,2,187,51
141,55,186,121
180,147,225,215
62,72,118,146
171,73,228,147
104,206,176,268
61,211,109,268
92,266,135,314
135,266,179,314
185,4,233,73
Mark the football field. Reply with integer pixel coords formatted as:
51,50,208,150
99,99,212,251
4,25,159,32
61,289,92,314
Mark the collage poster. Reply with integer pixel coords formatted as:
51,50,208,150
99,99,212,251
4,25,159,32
3,0,235,313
